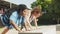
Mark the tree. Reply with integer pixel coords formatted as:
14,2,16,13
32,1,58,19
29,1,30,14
31,0,60,25
52,0,60,24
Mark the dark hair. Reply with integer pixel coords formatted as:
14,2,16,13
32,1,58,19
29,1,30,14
0,6,4,10
0,6,5,12
17,4,28,15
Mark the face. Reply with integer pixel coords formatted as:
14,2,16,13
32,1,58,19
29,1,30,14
0,8,4,14
36,13,40,18
33,10,41,18
23,9,28,16
32,6,42,18
36,13,40,17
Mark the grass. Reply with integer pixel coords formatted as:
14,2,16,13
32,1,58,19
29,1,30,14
0,28,3,33
0,28,2,30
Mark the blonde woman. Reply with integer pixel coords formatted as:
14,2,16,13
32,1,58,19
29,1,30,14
24,6,42,31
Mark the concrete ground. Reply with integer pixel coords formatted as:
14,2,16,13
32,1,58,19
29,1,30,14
0,25,56,34
56,31,60,34
56,24,60,34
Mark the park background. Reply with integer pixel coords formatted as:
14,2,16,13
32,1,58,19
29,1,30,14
0,0,60,27
0,0,60,34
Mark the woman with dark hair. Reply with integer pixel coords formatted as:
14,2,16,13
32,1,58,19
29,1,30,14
1,4,29,34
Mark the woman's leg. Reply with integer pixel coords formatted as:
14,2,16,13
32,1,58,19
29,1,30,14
1,26,9,34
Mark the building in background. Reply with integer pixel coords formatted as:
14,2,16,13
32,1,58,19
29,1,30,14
0,0,18,27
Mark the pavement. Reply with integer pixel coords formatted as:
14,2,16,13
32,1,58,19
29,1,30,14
0,25,56,34
56,24,60,34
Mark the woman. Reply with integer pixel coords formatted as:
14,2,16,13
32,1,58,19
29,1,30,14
25,6,42,30
1,4,29,34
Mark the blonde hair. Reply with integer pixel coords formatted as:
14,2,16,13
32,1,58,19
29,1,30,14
32,6,41,14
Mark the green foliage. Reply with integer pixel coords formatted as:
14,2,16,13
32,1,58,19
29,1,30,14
31,1,37,8
31,0,60,25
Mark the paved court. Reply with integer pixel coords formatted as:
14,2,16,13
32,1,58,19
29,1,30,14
0,25,56,34
56,24,60,34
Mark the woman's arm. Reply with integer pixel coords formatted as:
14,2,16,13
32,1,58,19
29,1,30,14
34,18,38,29
27,20,32,29
25,10,33,30
10,20,21,32
9,11,21,32
23,17,32,31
